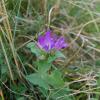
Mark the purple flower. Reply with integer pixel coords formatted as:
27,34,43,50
37,30,68,52
55,36,68,50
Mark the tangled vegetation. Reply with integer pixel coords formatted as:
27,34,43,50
0,0,100,100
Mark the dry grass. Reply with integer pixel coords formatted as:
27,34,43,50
0,0,100,99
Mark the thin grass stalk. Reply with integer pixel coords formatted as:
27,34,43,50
0,0,12,41
0,0,23,79
0,90,4,100
0,36,14,81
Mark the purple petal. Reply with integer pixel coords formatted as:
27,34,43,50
45,30,51,36
37,30,68,52
55,37,68,50
38,30,55,52
38,35,45,47
44,30,54,51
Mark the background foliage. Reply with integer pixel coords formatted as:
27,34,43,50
0,0,100,100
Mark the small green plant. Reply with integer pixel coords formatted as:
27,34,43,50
25,30,72,99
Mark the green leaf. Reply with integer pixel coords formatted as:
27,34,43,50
55,51,65,58
27,42,35,48
27,42,42,57
39,87,48,97
48,51,65,63
37,60,51,73
26,73,49,89
47,70,64,88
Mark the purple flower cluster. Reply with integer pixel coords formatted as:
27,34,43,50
37,30,68,52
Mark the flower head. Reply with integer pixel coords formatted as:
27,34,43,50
38,30,68,52
55,36,68,50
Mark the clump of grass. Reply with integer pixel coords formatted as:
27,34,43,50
0,0,100,100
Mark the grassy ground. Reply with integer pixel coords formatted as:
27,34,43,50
0,0,100,100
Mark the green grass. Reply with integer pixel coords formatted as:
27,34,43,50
0,0,100,100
